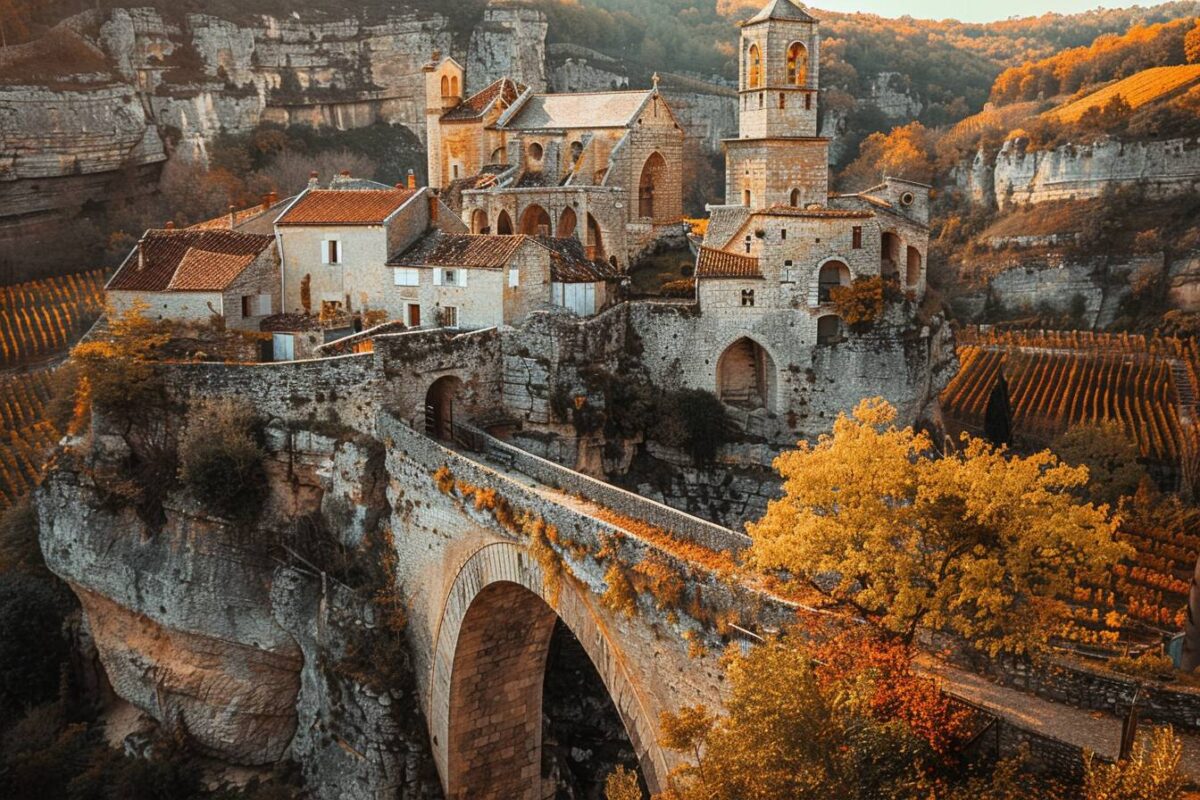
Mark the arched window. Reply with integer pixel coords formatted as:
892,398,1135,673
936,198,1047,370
558,207,578,238
817,260,850,304
441,75,450,97
747,43,762,89
569,141,583,164
496,210,514,236
789,188,801,207
470,209,488,235
586,213,605,260
906,246,923,287
743,189,752,208
638,152,666,220
450,75,459,96
787,42,809,86
528,142,544,161
881,232,901,278
817,315,842,346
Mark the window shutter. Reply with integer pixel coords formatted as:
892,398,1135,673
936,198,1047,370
459,269,468,288
509,268,519,288
433,268,443,286
321,239,329,265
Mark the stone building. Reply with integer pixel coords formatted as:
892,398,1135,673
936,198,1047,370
694,0,931,414
106,228,279,330
424,56,686,266
387,231,618,328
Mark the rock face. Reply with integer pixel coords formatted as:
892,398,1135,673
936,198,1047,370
466,2,548,94
36,419,442,799
961,136,1200,209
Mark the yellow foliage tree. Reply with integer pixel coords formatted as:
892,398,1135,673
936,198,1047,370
748,398,1129,656
1084,726,1186,800
605,765,644,800
70,302,170,421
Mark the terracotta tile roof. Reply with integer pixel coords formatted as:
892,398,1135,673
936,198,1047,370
275,189,418,226
759,205,873,219
107,230,276,292
695,246,762,279
500,90,651,130
442,77,525,121
389,231,527,269
530,236,620,283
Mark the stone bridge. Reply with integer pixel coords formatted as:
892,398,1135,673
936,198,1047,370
378,414,785,798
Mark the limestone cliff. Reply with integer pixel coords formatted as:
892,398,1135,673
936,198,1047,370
466,2,548,94
36,419,442,799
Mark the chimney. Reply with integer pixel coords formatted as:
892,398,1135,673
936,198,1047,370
228,204,237,228
428,191,439,225
431,48,441,63
308,171,320,189
268,191,278,205
164,220,175,230
407,169,417,190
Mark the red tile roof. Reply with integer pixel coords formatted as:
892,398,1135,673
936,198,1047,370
107,230,275,292
275,189,418,226
442,77,525,122
695,246,762,279
389,232,619,282
759,205,873,219
530,236,620,283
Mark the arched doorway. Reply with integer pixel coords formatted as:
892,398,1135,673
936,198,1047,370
496,210,514,236
558,207,578,239
586,213,605,260
789,188,801,207
881,232,901,278
716,337,775,410
906,246,922,287
817,260,850,304
425,375,463,440
787,42,809,85
638,152,667,220
470,209,488,234
433,544,666,798
519,204,552,236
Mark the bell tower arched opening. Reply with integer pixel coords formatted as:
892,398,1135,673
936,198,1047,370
787,41,809,85
747,43,763,89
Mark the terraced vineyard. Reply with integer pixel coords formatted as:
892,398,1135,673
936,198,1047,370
0,270,105,369
1046,64,1200,123
941,328,1195,463
0,370,60,509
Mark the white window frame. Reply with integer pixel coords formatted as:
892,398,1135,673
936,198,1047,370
394,267,420,287
322,236,342,265
434,267,466,288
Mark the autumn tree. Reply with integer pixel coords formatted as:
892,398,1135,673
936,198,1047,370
605,765,644,800
1052,420,1147,508
748,399,1128,656
839,122,936,191
656,630,973,800
1185,19,1200,64
1083,726,1186,800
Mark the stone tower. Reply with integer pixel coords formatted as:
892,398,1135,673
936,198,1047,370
724,0,830,209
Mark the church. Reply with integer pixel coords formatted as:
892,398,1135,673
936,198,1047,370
423,55,686,268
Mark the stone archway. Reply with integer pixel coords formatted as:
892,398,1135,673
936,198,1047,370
558,207,578,239
470,209,488,234
906,246,922,287
638,152,667,220
496,210,514,236
716,337,776,411
881,231,901,278
425,375,463,440
430,542,667,799
519,204,552,236
817,259,850,304
586,213,605,260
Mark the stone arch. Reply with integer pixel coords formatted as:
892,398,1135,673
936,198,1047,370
469,209,488,234
496,209,514,236
638,152,667,220
586,213,605,260
906,245,922,287
817,314,843,345
789,188,801,207
816,259,850,304
787,41,809,85
881,231,901,278
430,542,667,797
519,204,552,236
716,336,776,411
558,207,578,239
425,375,463,440
747,43,763,89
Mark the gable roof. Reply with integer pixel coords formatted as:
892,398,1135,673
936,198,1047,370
500,89,654,130
745,0,817,24
275,189,418,226
107,230,275,293
442,77,525,122
695,246,762,280
389,232,619,282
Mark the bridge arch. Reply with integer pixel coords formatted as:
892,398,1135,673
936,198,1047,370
430,542,667,798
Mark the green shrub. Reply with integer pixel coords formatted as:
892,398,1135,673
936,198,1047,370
178,399,266,520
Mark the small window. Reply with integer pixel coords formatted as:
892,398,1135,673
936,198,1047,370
743,189,751,207
758,92,764,108
529,142,544,160
744,235,752,254
394,268,420,287
324,238,342,265
781,229,787,240
805,93,812,110
778,93,786,109
452,164,460,179
741,289,755,307
782,259,795,283
441,306,459,328
242,294,271,317
443,268,460,287
852,226,863,249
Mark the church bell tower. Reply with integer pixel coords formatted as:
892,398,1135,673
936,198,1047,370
725,0,830,209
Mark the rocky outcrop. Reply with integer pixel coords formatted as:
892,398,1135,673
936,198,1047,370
961,136,1200,209
466,1,547,94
